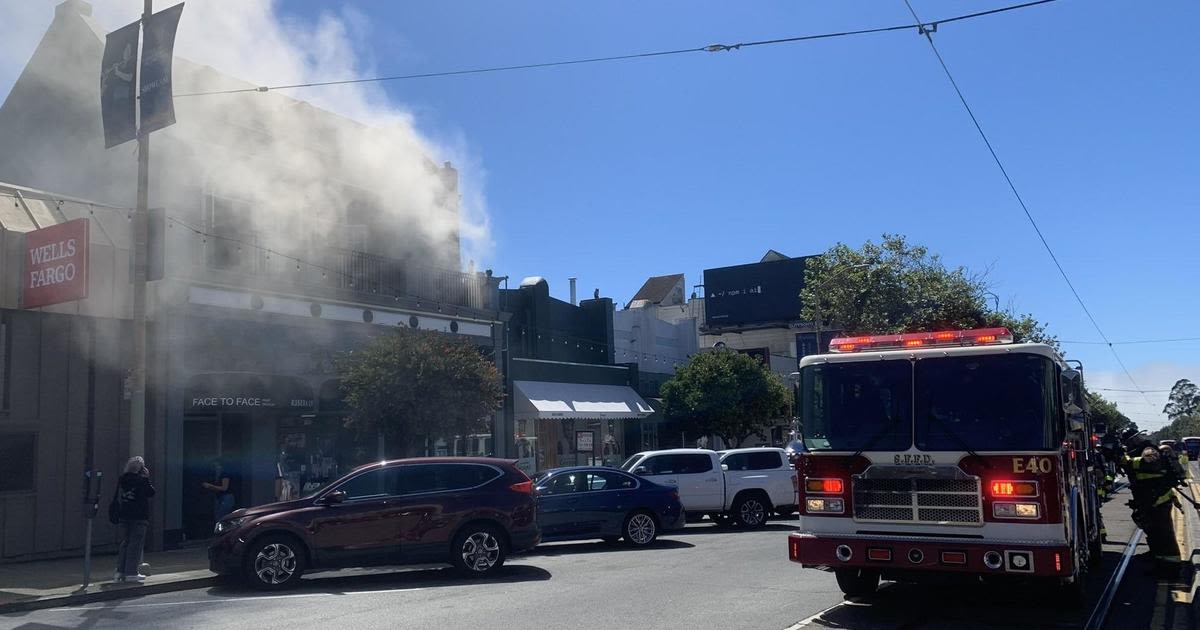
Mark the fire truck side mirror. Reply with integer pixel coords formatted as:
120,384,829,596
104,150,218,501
1061,368,1085,424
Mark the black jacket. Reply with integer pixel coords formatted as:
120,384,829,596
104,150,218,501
117,472,156,521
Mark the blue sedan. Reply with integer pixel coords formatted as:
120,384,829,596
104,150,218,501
533,467,685,546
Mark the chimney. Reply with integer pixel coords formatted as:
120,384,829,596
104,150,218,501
569,277,577,306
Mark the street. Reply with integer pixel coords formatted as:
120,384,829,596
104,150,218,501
1,484,1169,630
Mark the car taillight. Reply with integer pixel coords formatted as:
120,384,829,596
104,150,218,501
509,481,533,494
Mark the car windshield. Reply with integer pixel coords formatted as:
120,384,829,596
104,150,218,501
801,360,913,451
619,455,643,471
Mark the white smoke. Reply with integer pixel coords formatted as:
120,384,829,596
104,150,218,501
0,0,492,269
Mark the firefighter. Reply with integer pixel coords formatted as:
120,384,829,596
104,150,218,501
1125,441,1183,573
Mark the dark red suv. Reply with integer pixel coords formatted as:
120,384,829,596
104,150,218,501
208,457,540,589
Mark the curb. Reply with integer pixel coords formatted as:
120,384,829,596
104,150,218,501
0,575,220,615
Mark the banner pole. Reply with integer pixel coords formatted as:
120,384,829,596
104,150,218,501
130,0,152,460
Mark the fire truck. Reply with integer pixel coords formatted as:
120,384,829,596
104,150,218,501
787,327,1102,597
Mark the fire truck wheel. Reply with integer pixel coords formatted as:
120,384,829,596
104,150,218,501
834,568,880,598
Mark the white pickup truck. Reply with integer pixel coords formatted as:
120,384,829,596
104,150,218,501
620,447,797,527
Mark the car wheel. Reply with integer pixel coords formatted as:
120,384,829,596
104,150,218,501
834,568,880,598
452,523,507,576
243,535,305,590
733,493,769,528
623,511,658,547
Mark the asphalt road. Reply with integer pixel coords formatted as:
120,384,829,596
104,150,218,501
0,489,1162,630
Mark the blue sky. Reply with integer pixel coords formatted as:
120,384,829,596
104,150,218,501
3,0,1197,428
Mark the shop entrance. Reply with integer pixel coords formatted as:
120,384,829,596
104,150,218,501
181,414,249,541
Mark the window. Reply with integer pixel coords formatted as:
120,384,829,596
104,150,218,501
747,451,783,470
336,467,400,501
723,451,782,471
0,433,36,493
398,464,500,495
585,471,636,491
914,354,1056,451
722,453,749,471
802,360,913,452
640,454,713,475
539,472,583,495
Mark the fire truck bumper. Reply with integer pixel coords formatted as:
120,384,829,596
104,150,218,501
788,532,1072,578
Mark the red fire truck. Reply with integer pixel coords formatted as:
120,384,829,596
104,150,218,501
787,327,1102,597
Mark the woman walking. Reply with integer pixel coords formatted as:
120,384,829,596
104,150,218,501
114,456,155,583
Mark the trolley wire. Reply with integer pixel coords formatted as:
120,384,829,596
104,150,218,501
899,0,1154,411
175,0,1062,97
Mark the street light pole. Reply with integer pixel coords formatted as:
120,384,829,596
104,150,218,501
129,0,153,459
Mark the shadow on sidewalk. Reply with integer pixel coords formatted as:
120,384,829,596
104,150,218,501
0,546,211,607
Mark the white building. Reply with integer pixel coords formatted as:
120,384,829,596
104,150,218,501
614,274,699,394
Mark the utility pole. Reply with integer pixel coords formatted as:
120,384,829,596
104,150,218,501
129,0,153,458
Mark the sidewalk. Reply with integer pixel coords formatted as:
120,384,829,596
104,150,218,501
0,545,216,614
1103,463,1200,629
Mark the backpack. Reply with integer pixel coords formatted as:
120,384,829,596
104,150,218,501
107,487,122,524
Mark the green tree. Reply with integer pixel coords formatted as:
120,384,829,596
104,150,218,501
800,234,1057,348
1163,379,1200,420
1086,390,1136,437
336,328,504,457
660,350,791,448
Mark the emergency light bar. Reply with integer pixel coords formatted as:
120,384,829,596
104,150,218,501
827,327,1013,353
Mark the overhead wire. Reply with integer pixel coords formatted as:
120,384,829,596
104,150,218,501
1062,337,1200,346
899,0,1156,413
175,0,1062,98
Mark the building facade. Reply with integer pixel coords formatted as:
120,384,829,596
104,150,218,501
500,278,651,474
0,1,500,558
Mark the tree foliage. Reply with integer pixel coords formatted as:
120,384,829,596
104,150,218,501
660,350,791,448
799,234,1058,348
336,328,504,457
1163,379,1200,420
1086,390,1137,437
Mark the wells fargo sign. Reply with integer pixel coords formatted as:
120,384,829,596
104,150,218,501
23,218,89,308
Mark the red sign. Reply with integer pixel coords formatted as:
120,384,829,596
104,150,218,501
23,218,89,308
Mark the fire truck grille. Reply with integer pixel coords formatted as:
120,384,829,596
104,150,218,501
852,475,982,525
918,508,982,523
856,506,916,521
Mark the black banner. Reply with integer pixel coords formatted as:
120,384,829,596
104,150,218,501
100,20,139,148
140,3,184,135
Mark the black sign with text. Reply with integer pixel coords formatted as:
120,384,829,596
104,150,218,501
704,256,814,329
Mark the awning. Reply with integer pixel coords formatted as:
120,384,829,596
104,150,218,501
513,380,654,421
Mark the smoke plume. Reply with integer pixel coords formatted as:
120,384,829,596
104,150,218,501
0,0,492,270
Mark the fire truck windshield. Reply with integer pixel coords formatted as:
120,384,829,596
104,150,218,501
801,361,913,452
801,352,1057,452
915,353,1057,451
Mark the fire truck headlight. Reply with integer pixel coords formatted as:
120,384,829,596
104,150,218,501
993,502,1039,519
806,498,845,514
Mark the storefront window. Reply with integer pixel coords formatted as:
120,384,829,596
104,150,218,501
528,418,626,472
275,415,373,500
